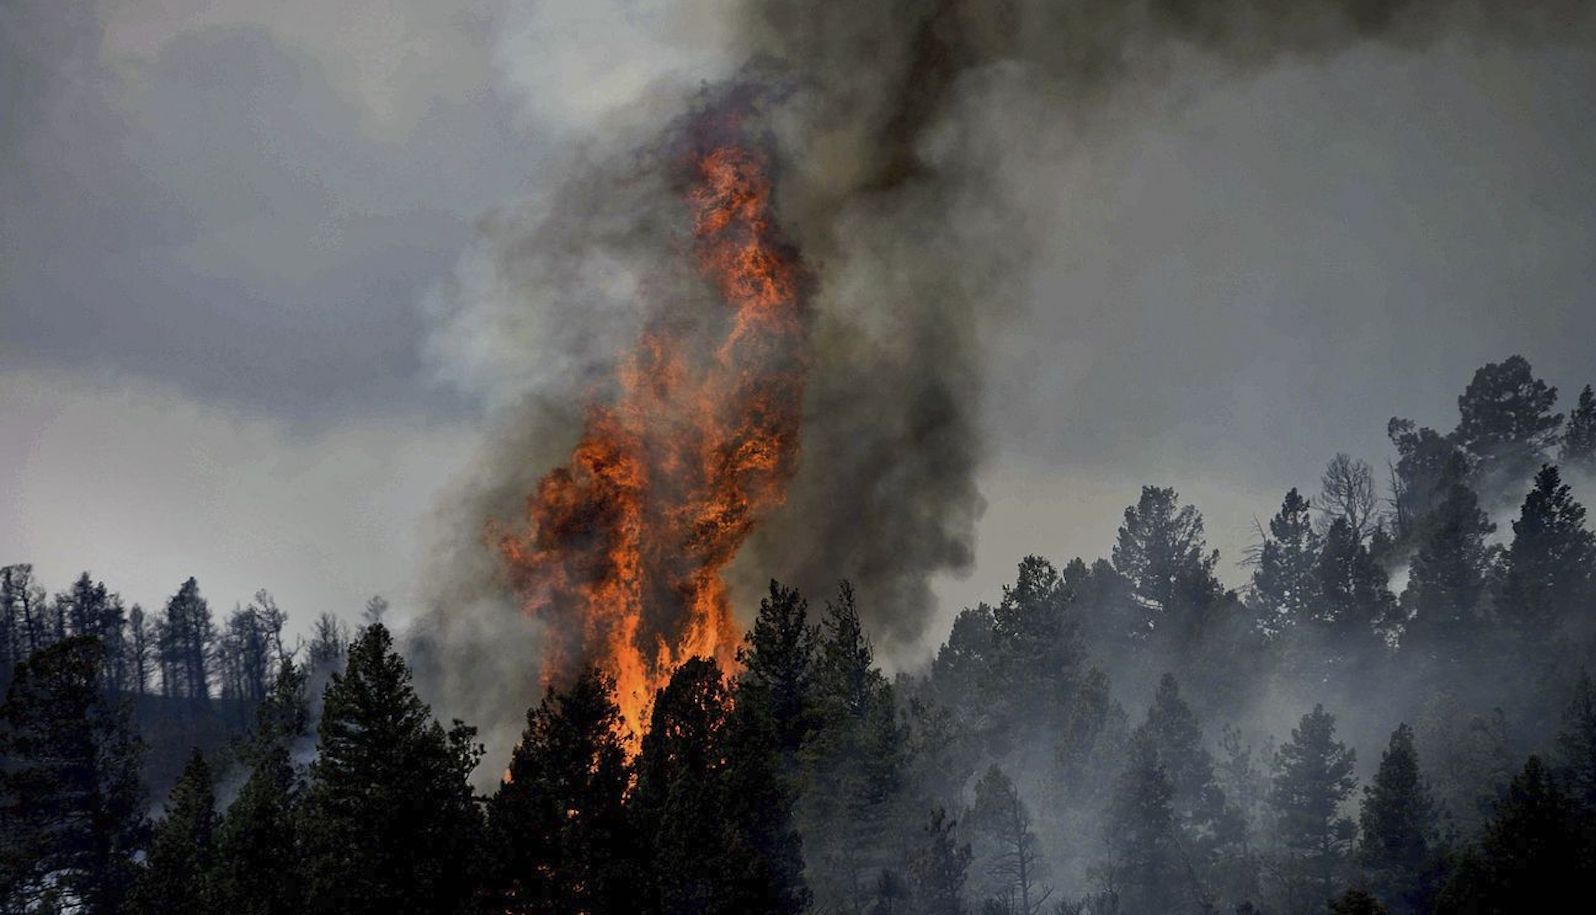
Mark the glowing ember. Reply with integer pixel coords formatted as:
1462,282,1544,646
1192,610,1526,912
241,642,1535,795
498,125,809,748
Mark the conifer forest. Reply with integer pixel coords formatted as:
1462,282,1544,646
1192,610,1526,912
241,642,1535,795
5,1,1596,913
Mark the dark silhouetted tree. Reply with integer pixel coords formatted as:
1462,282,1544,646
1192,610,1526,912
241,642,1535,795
157,578,214,701
1319,454,1380,541
1270,705,1357,913
735,580,817,757
800,583,907,912
1561,384,1596,473
299,623,483,915
1436,756,1589,911
1357,724,1442,914
1497,464,1594,639
215,659,310,915
1386,419,1464,538
1252,489,1322,638
125,604,153,695
1,565,47,677
1555,672,1596,820
485,667,638,914
0,636,145,914
1401,459,1495,667
1453,355,1561,488
633,656,798,915
1103,731,1184,913
1112,487,1223,632
129,750,217,915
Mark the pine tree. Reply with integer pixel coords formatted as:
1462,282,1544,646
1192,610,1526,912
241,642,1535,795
800,583,907,912
909,809,971,915
1498,464,1594,634
299,623,483,915
1252,488,1322,637
126,604,153,695
129,750,218,915
718,684,811,915
1,565,48,671
1453,355,1562,487
632,657,735,915
485,667,638,914
1386,419,1464,538
1103,731,1185,914
1269,705,1357,913
1138,674,1238,852
966,766,1046,914
735,580,817,757
1357,724,1441,914
1561,384,1596,473
157,578,215,701
1316,517,1396,643
0,636,145,914
215,660,310,915
1556,672,1596,812
1112,486,1223,631
1401,459,1496,667
1435,756,1589,911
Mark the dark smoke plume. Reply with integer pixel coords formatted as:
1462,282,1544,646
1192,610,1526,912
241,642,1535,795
412,0,1593,762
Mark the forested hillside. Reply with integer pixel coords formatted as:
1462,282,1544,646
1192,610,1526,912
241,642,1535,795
4,354,1596,914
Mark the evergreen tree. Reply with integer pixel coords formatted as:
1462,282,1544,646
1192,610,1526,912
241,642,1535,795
985,557,1112,776
1138,675,1237,849
1269,705,1357,913
1556,672,1596,813
157,577,215,701
800,583,907,912
125,604,153,695
717,684,811,915
1112,486,1223,631
1386,419,1464,538
910,809,972,915
1316,517,1396,643
215,660,310,915
1401,459,1496,667
1102,731,1185,914
1252,488,1322,637
0,636,145,914
299,623,483,915
1,565,48,676
1453,355,1562,487
632,657,751,915
129,750,217,915
1435,756,1589,911
929,602,996,732
966,766,1046,914
1357,724,1442,914
485,667,638,914
1497,464,1595,634
1561,384,1596,473
735,580,817,757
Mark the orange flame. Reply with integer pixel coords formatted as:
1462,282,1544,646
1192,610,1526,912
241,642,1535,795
498,134,808,748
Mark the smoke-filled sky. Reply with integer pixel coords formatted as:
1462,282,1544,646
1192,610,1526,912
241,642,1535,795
4,0,1595,671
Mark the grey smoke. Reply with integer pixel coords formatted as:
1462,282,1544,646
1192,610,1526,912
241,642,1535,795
412,0,1595,764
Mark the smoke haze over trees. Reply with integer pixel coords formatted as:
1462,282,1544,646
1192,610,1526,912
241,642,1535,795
6,0,1596,913
6,354,1596,911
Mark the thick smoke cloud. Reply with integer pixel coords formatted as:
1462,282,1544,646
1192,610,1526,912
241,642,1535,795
414,0,1594,760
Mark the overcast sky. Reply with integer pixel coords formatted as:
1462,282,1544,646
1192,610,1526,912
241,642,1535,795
3,1,1594,657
